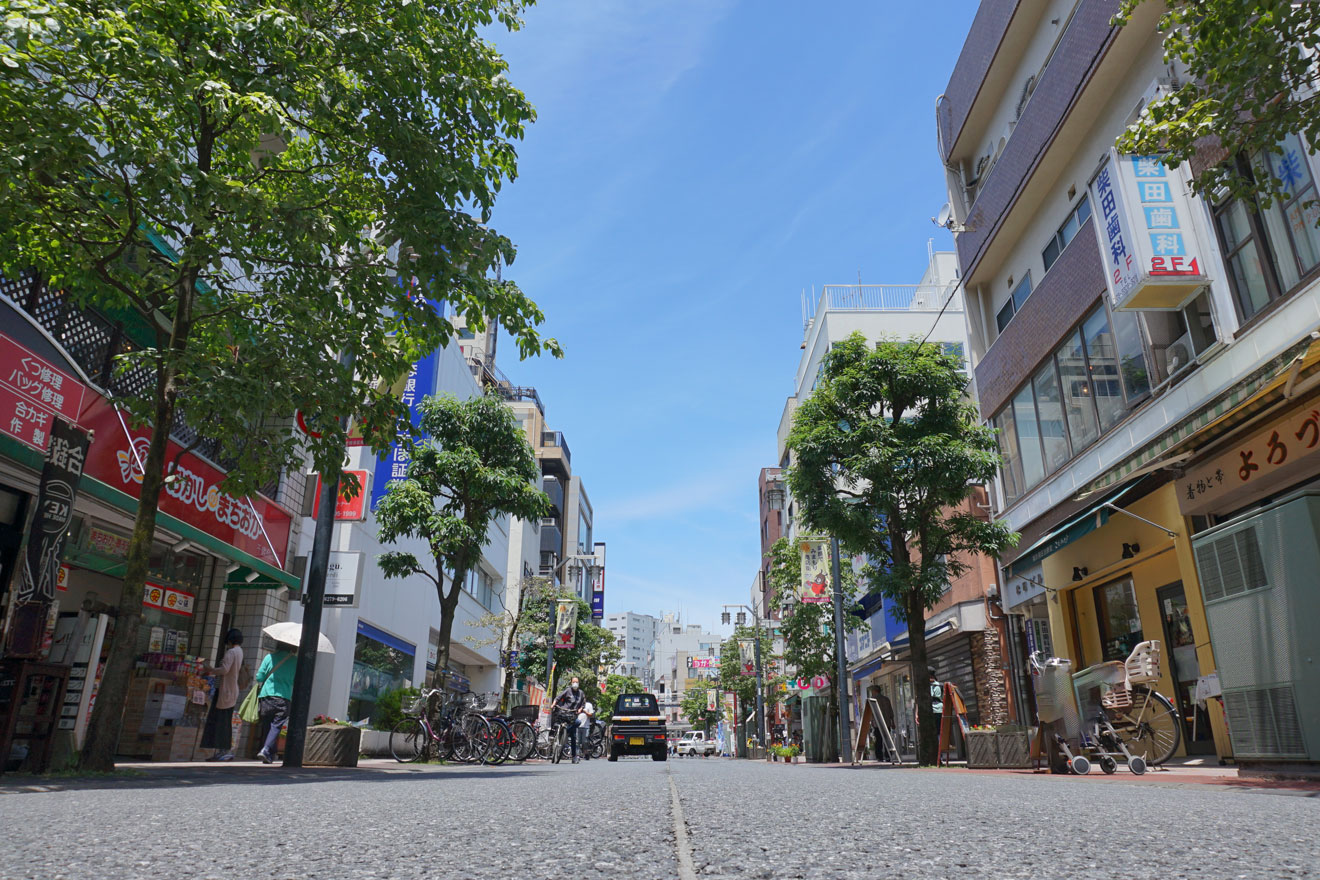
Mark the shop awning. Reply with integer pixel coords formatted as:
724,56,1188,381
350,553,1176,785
850,654,886,681
1004,480,1142,579
888,619,958,653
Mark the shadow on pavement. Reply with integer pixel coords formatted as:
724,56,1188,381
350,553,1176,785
0,761,547,795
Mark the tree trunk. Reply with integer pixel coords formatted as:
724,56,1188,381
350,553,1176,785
498,615,519,714
906,586,937,766
78,362,180,771
430,558,468,690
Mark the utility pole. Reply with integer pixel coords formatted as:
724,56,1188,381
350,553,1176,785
829,535,853,763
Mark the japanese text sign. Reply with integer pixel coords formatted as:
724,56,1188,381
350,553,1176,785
0,335,87,453
1089,150,1210,310
313,470,370,521
798,538,832,604
371,350,439,510
1177,401,1320,515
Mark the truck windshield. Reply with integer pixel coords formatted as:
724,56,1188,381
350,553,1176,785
615,694,659,714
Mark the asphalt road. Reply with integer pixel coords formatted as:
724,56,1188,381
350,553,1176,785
1,758,1317,880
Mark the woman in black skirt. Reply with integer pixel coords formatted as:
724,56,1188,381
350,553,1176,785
201,628,244,761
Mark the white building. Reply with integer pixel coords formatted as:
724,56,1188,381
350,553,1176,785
653,614,722,723
292,337,526,724
606,611,660,688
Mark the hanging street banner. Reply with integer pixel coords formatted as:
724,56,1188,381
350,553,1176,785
371,349,439,510
590,565,605,622
738,639,756,677
799,538,832,604
7,418,92,655
706,690,717,712
554,599,578,650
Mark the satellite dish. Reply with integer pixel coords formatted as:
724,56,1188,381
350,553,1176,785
936,203,954,228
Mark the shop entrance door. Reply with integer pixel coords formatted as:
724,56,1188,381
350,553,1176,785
1156,582,1214,755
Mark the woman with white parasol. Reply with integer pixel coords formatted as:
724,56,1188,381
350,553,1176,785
254,622,334,763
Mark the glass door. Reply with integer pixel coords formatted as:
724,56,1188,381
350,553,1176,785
1157,582,1214,755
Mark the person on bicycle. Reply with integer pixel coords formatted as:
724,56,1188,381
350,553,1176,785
552,676,586,763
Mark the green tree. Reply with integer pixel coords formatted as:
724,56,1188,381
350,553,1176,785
1114,0,1320,206
718,625,779,747
597,673,644,724
0,0,557,771
376,394,549,681
680,686,722,732
786,333,1016,765
764,535,860,758
466,575,551,713
514,589,621,704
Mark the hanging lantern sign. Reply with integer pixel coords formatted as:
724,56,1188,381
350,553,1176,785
738,639,756,677
799,538,831,604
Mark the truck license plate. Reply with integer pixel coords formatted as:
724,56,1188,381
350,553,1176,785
629,737,644,745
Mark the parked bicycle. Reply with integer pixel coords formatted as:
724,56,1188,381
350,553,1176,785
1031,640,1181,775
389,689,494,764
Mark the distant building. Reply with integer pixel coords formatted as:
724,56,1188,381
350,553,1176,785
605,611,660,688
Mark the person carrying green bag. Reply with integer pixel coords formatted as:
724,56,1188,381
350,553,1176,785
252,646,297,763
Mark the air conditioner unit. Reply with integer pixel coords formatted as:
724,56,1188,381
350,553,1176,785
1190,491,1320,762
1162,332,1193,377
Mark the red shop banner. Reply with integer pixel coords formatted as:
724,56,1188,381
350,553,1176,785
0,332,292,569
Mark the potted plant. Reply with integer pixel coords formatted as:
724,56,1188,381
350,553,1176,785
305,715,362,767
965,725,998,768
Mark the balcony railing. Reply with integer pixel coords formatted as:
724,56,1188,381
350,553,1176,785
540,430,571,465
806,283,962,329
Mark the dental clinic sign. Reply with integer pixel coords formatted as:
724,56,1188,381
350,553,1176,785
1089,149,1210,311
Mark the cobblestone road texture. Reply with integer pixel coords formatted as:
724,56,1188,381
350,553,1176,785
1,758,1317,880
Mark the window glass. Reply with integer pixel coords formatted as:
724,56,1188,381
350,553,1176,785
349,632,415,724
1042,237,1061,271
1055,331,1098,450
1081,309,1125,431
1032,362,1070,473
1011,275,1032,310
996,300,1015,334
1228,239,1273,318
1075,195,1092,227
1258,198,1302,290
1112,309,1151,400
1095,578,1143,662
1011,385,1045,487
993,408,1024,505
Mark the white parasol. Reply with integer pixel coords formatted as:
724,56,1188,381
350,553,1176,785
262,621,335,654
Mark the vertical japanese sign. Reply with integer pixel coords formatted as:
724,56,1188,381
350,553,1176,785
738,639,756,677
0,334,87,453
706,690,717,712
1090,149,1210,309
798,538,831,604
555,599,578,650
7,419,91,656
590,566,605,622
370,350,438,510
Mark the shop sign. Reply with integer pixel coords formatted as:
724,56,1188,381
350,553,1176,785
86,525,131,558
15,419,91,612
312,470,369,521
1176,402,1320,515
1004,563,1046,610
142,581,195,617
788,676,830,691
1089,150,1210,311
79,395,292,568
56,565,69,592
590,566,604,622
687,657,715,669
321,550,364,607
0,334,87,453
371,350,440,510
798,538,832,604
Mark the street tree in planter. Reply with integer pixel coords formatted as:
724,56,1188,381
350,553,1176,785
786,333,1016,765
680,687,722,734
0,0,558,771
376,395,550,683
764,535,861,759
1115,0,1320,208
515,590,621,705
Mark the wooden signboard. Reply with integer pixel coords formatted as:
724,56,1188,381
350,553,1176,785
852,697,900,765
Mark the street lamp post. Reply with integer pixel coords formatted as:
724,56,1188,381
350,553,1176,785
543,552,601,699
723,603,766,750
829,536,853,763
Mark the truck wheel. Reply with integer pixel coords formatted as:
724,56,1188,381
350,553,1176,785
653,748,667,762
607,747,619,762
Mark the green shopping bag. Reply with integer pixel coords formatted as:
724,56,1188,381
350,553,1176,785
238,685,260,724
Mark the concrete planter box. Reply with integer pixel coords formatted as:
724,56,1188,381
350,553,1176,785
359,729,392,757
305,724,360,767
996,731,1031,768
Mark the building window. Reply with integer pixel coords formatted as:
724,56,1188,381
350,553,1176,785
1041,196,1092,271
995,274,1033,333
466,567,497,610
1095,578,1143,662
1213,135,1320,321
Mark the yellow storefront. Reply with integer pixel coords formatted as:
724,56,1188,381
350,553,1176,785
1037,480,1231,760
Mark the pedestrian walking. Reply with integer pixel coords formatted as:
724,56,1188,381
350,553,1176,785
200,628,245,761
255,645,297,764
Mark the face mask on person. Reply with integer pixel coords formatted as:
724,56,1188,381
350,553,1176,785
571,680,580,691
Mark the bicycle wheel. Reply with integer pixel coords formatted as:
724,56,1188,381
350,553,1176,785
509,720,536,762
534,726,553,761
484,717,512,766
389,717,429,763
1109,686,1181,765
551,723,566,764
462,713,494,764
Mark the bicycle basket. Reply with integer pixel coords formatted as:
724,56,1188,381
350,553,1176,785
404,695,428,716
1099,681,1133,710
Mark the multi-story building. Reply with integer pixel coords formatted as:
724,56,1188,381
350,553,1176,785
605,611,660,688
938,1,1320,768
775,249,1010,758
653,614,722,724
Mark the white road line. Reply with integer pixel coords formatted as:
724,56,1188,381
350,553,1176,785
667,768,699,880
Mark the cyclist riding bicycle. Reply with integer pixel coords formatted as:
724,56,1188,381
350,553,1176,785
551,676,586,763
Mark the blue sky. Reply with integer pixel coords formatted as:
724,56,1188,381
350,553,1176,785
487,1,978,634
